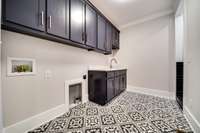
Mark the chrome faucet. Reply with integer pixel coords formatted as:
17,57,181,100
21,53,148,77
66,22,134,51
110,58,118,69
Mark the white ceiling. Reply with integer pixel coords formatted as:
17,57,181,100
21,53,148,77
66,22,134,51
89,0,179,29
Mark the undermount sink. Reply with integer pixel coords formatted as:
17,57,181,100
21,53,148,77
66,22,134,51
88,65,127,71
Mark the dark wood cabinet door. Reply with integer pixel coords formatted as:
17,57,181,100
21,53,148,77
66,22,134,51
47,0,69,39
112,27,120,49
88,71,107,105
123,74,127,90
97,15,106,51
115,76,120,95
106,22,112,53
5,0,45,31
85,4,97,48
120,74,126,92
107,78,115,101
70,0,85,44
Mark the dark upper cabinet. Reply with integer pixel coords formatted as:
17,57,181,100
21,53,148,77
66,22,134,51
47,0,69,39
85,4,97,48
97,15,106,51
106,22,112,53
3,0,120,54
5,0,45,31
112,27,120,49
70,0,85,44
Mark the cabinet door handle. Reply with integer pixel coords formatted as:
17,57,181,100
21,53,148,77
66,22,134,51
48,16,52,29
41,11,44,26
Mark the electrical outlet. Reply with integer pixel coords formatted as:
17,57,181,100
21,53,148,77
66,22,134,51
45,70,52,79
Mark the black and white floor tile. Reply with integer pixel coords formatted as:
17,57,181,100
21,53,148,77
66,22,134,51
28,91,193,133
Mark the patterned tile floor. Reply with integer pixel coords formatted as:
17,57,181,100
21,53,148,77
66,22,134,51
28,91,193,133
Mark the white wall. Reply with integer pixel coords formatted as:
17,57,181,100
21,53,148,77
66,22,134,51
1,30,108,127
115,14,176,93
183,0,200,132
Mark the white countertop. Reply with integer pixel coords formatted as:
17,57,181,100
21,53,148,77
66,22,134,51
88,65,128,71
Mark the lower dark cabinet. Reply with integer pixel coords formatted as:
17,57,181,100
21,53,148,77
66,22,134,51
107,78,115,102
115,76,120,95
120,74,127,93
88,70,127,105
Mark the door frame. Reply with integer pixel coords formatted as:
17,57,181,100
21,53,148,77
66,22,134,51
0,0,4,130
175,0,189,109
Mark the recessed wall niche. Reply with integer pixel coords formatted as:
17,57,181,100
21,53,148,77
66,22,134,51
7,57,36,76
69,83,82,108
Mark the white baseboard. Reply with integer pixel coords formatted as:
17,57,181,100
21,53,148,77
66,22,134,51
127,85,176,100
4,104,66,133
184,106,200,133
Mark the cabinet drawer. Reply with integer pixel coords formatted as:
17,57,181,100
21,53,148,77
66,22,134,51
107,72,115,78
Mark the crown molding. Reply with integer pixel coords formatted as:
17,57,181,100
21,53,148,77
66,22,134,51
120,9,174,30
